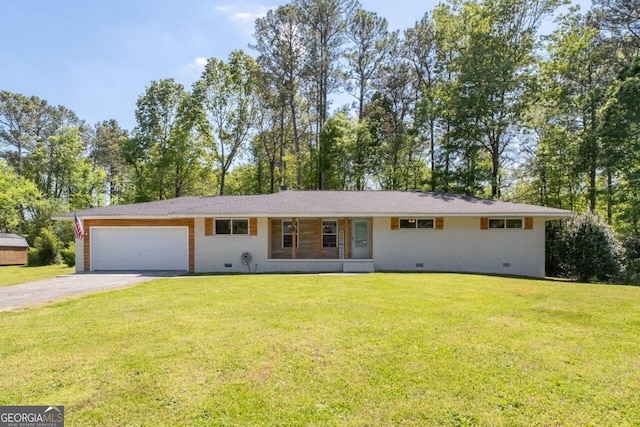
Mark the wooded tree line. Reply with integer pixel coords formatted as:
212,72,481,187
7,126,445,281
1,0,640,244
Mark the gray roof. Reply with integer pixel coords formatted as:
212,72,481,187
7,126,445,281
56,190,572,219
0,233,29,248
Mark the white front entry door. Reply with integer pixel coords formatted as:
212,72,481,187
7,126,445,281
351,219,370,259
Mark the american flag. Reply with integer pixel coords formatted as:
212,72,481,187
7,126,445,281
74,213,84,240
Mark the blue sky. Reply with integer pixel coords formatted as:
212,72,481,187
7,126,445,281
1,0,589,131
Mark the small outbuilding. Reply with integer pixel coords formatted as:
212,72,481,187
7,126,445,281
0,233,29,266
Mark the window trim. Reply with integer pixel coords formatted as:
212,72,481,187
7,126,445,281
399,218,435,230
282,220,299,248
214,218,250,235
488,218,524,230
322,220,338,248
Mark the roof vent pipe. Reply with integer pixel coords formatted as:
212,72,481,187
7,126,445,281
279,185,290,192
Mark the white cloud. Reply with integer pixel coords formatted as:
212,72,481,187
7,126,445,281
187,56,208,70
214,4,274,24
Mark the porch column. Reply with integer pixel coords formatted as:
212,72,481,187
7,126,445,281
317,218,323,259
292,217,297,259
344,218,350,259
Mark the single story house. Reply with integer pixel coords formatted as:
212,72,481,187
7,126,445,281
55,189,572,278
0,233,29,266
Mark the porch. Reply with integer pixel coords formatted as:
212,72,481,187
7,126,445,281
267,217,373,265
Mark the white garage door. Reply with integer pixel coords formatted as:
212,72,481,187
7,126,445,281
91,227,189,271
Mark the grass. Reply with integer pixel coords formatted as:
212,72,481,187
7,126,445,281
0,273,638,426
0,264,74,287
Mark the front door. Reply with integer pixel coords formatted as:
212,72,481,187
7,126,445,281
351,219,370,259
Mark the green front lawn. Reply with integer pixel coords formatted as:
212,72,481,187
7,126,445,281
0,273,638,426
0,264,74,287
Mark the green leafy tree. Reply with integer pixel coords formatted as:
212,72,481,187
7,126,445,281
442,0,562,198
600,57,640,231
128,79,205,201
90,120,130,204
0,160,40,233
194,50,259,195
252,4,306,188
317,111,357,189
345,9,396,189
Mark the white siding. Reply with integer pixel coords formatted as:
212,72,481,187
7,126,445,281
372,217,546,277
75,236,84,273
195,218,269,273
193,216,546,277
194,218,344,273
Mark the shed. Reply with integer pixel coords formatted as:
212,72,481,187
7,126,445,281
0,233,29,266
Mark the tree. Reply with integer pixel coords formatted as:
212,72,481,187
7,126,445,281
194,51,259,196
345,9,396,189
0,92,56,175
404,13,439,191
127,78,204,201
0,160,40,233
600,57,640,231
317,111,356,189
90,120,129,204
550,212,624,282
252,4,306,188
295,0,359,188
440,0,562,198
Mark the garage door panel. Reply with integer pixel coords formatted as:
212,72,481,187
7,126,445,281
92,227,188,271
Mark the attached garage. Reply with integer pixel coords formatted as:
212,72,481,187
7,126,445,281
91,227,189,271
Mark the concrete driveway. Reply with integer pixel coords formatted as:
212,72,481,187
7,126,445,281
0,271,183,312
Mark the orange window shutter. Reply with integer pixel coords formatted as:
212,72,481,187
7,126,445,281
525,217,533,230
250,218,258,236
205,218,213,236
391,217,399,230
480,217,488,230
436,217,444,230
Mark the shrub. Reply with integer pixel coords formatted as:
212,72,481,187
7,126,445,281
553,212,624,282
32,228,60,266
60,242,75,267
27,248,41,266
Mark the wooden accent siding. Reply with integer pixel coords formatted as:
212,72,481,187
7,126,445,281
270,218,340,259
435,217,444,230
250,218,258,236
480,217,489,230
83,218,195,271
0,248,28,266
391,217,399,230
204,218,213,236
525,217,533,230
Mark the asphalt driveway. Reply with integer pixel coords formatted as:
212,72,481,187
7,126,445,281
0,271,183,312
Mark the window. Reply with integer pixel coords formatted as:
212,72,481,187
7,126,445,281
215,219,249,235
282,220,299,248
233,220,249,234
322,221,337,247
399,218,434,229
489,218,523,229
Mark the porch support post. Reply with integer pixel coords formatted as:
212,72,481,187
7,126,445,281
292,217,297,259
318,218,323,259
344,218,350,259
